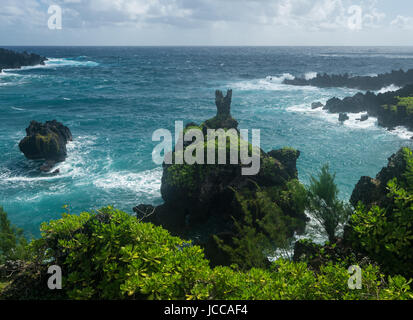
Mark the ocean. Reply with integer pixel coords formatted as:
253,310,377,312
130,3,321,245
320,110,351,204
1,46,413,237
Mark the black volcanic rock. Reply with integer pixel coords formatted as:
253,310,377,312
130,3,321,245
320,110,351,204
350,148,409,208
204,90,239,130
19,120,72,172
323,84,413,131
0,48,47,72
339,113,349,122
284,69,413,91
311,102,323,109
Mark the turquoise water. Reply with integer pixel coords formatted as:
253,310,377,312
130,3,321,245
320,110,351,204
1,46,413,237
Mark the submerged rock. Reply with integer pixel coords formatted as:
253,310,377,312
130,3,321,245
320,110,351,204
19,120,72,172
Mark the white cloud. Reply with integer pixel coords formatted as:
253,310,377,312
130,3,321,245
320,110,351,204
391,15,413,30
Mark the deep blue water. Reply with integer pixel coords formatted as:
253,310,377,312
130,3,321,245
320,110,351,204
1,46,413,237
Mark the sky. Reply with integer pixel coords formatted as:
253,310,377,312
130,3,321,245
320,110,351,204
0,0,413,46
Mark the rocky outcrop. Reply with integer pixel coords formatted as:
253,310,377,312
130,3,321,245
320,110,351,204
338,113,349,122
18,120,72,172
138,90,308,266
350,148,410,208
204,90,239,130
311,102,323,109
0,48,47,72
323,84,413,131
284,69,413,91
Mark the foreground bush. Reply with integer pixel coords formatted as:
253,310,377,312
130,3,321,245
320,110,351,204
1,207,412,300
348,147,413,278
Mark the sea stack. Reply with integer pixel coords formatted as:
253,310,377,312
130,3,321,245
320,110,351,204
19,120,73,172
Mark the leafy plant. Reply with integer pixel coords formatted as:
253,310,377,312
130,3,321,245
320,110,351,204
306,164,352,242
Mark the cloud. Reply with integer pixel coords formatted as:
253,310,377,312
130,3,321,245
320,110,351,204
0,0,387,31
391,15,413,30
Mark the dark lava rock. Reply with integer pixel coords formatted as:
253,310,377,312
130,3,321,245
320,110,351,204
311,101,323,109
324,84,413,131
283,69,413,91
19,120,72,172
0,48,47,72
350,148,410,208
357,114,369,121
338,113,349,122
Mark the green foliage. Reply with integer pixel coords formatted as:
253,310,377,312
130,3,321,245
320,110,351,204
3,207,412,300
350,179,413,277
215,187,303,270
0,207,29,264
349,148,413,278
33,206,209,299
382,97,413,114
307,164,352,242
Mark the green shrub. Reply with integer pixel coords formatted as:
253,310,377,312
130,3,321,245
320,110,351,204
348,148,413,278
34,206,210,299
3,207,412,300
0,206,29,264
306,164,352,242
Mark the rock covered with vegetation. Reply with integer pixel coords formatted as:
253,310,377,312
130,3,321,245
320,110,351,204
0,48,47,72
346,147,413,278
140,90,308,267
18,120,73,172
283,69,413,91
323,84,413,131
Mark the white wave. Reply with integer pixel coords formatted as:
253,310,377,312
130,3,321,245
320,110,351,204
388,126,413,140
11,106,25,111
229,74,326,92
2,135,97,184
377,84,401,94
304,72,317,80
287,104,377,129
287,103,413,140
45,58,99,68
94,167,162,197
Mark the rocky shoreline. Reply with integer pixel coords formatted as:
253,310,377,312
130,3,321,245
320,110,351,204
0,48,47,72
323,84,413,132
283,69,413,91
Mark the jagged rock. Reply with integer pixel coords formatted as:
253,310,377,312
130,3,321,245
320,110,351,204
204,90,238,130
283,69,413,91
0,48,47,72
18,120,72,172
338,113,349,122
357,114,369,121
137,90,307,266
268,148,300,179
350,148,410,208
324,85,413,131
311,102,323,109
